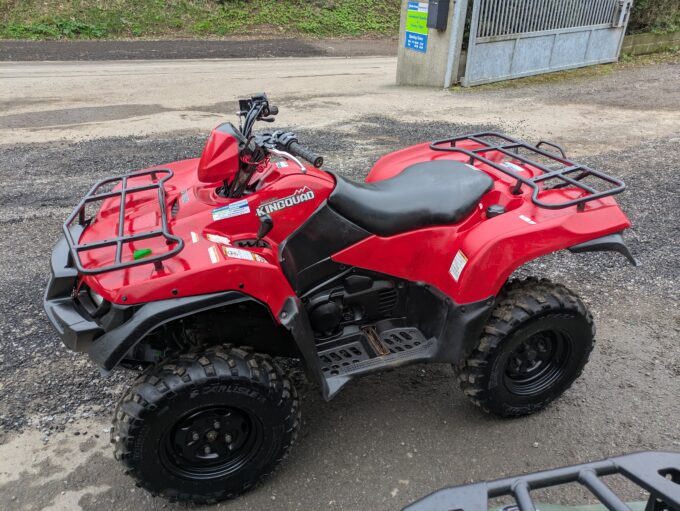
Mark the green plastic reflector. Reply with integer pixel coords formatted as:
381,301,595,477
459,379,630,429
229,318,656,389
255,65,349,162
133,248,153,260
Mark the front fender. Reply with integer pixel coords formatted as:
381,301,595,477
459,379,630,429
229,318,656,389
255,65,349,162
89,291,257,370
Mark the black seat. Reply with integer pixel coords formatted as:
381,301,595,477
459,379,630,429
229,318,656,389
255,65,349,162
328,160,493,236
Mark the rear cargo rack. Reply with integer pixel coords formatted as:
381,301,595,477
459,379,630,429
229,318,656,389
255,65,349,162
431,132,626,210
404,451,680,511
63,169,184,275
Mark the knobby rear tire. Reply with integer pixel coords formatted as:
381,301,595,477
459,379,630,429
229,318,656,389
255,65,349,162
458,278,595,418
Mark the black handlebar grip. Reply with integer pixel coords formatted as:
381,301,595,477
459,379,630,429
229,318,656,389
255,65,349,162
288,142,324,168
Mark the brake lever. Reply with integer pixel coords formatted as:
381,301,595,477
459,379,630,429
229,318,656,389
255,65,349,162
268,148,306,174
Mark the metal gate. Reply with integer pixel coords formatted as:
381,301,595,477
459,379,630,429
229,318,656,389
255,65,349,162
462,0,634,86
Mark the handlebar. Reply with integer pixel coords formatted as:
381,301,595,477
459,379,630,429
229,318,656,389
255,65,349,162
286,141,324,168
228,95,325,198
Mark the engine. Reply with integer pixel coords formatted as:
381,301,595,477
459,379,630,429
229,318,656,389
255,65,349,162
306,274,404,338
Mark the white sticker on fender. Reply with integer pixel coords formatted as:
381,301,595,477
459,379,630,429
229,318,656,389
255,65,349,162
449,250,468,282
211,199,250,221
208,245,219,264
502,161,527,173
206,233,232,245
223,246,267,264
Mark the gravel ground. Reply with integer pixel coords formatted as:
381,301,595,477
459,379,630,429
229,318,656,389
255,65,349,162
0,62,678,510
1,116,678,433
0,118,506,434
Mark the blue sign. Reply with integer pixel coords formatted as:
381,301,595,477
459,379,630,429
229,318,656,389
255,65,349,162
405,2,428,53
405,32,428,53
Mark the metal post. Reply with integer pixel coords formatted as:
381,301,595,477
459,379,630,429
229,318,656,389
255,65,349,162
461,0,482,86
444,0,470,87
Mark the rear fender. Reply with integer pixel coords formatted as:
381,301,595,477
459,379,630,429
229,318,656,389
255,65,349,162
333,201,632,304
568,232,638,266
454,204,633,302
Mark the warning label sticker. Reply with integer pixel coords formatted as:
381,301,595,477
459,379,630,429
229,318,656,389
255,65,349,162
211,199,250,221
449,250,468,282
223,246,267,264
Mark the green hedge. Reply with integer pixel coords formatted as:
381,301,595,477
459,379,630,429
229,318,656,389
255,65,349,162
0,0,401,39
628,0,680,33
0,0,677,40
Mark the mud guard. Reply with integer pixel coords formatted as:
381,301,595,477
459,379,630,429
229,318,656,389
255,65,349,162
89,291,257,370
568,232,638,266
278,297,330,398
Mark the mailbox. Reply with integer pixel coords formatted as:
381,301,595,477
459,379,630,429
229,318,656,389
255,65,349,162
427,0,449,31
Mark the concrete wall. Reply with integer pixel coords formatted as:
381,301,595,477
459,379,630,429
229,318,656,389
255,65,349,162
396,0,460,87
621,31,680,55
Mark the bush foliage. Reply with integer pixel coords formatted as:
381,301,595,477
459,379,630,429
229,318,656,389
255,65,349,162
0,0,677,40
628,0,680,33
0,0,400,39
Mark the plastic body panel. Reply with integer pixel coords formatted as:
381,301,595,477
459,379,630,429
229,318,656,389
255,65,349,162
45,130,633,388
339,142,632,304
196,122,242,183
78,157,335,315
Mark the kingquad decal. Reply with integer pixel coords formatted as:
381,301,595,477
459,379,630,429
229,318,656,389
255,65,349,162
256,187,315,217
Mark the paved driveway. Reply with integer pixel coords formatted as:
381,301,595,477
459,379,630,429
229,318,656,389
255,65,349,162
0,53,678,510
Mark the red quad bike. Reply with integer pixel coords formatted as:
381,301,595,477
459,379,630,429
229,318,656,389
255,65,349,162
44,93,636,503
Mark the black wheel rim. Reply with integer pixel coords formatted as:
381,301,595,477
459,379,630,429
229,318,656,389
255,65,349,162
160,406,263,480
503,329,572,396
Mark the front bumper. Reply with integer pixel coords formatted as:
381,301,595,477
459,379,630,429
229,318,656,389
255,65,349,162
44,233,104,353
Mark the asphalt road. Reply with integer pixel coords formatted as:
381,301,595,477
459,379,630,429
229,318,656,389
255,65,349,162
0,54,678,510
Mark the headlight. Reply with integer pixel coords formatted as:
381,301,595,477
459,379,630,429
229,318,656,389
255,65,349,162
88,288,104,307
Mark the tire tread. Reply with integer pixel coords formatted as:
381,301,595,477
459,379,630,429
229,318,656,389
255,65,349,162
111,345,300,504
457,278,595,417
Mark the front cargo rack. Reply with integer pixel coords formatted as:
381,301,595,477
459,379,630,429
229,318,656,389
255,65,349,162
63,169,184,275
431,132,626,210
404,451,680,511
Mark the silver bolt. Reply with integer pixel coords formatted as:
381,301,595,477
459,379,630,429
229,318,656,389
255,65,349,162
213,421,221,429
204,445,211,455
224,434,232,443
191,432,199,442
